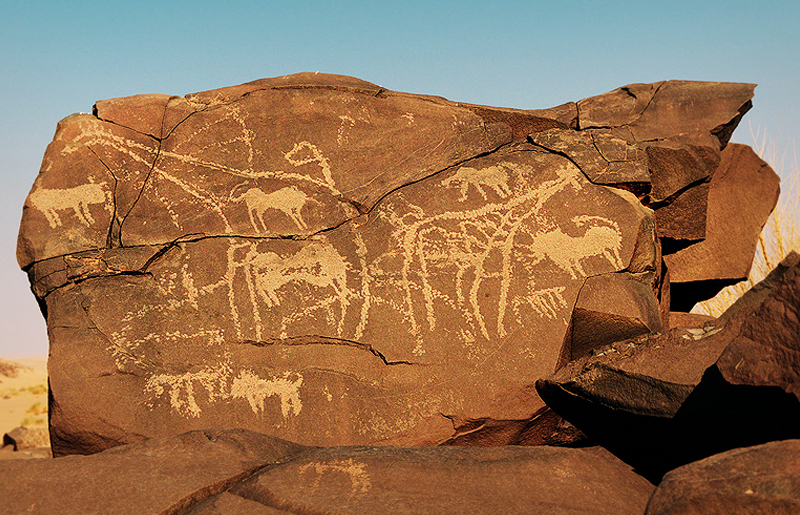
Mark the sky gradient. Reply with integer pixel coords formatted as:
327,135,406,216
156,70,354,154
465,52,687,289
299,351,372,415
2,0,798,356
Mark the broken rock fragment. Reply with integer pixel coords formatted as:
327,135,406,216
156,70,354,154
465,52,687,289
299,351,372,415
537,253,800,480
666,143,780,310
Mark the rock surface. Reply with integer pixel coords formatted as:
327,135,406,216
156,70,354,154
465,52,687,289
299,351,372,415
0,429,306,515
17,73,768,455
0,428,655,515
537,252,800,480
645,440,800,515
666,143,780,310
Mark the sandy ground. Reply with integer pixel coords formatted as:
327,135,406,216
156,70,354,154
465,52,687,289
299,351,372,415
0,356,49,456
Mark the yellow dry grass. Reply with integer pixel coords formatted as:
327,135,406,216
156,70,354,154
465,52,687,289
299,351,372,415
694,128,799,316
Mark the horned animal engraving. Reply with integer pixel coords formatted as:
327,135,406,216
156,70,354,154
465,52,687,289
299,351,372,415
526,215,623,278
29,182,109,228
231,185,313,232
442,165,512,201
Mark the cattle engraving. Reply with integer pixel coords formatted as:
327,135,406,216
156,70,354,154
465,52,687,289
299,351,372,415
231,185,314,232
29,182,110,228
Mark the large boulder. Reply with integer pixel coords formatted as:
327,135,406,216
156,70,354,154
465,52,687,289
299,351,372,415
18,74,765,455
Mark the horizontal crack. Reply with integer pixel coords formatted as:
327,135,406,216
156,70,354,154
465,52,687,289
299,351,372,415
236,335,418,366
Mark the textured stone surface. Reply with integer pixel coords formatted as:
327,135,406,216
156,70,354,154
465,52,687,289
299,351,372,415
666,143,780,309
219,444,654,515
18,74,766,455
537,255,800,480
645,440,800,515
0,429,653,515
0,429,307,515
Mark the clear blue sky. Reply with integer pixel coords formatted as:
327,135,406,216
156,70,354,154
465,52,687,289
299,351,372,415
1,0,798,357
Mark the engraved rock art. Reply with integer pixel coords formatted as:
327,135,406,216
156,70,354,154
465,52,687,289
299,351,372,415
28,181,110,228
231,185,315,232
17,73,770,456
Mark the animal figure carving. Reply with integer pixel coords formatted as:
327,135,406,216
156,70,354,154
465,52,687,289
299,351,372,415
232,185,313,232
247,243,351,329
526,216,623,278
28,182,109,228
442,165,512,201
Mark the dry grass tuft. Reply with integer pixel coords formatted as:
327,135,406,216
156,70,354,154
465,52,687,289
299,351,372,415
694,128,799,316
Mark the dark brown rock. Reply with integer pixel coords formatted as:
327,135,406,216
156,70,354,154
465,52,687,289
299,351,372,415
0,428,652,515
645,144,720,203
577,81,755,148
666,143,780,310
440,406,589,447
669,311,716,328
220,444,653,515
654,182,710,241
645,440,800,515
537,255,800,480
567,272,662,361
529,128,650,186
0,429,307,515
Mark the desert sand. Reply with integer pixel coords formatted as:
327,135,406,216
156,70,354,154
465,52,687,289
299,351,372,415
0,356,49,458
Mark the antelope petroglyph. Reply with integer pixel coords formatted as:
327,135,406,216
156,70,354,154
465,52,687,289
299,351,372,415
29,182,110,228
231,184,314,232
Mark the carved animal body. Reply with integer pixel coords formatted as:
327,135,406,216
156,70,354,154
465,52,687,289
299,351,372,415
232,186,313,232
528,216,623,278
28,182,108,228
248,243,350,314
442,165,512,200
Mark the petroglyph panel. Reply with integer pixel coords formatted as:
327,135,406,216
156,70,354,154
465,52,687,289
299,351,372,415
67,146,650,448
31,75,752,454
28,181,111,228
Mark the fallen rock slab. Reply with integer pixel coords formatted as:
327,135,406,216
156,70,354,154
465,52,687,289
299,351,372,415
537,252,800,480
0,428,654,515
645,439,800,515
197,443,654,515
0,429,306,515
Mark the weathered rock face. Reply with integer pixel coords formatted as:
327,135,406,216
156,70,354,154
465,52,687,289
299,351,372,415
666,143,781,310
18,73,765,455
0,429,307,515
0,428,655,515
645,440,800,515
537,252,800,481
